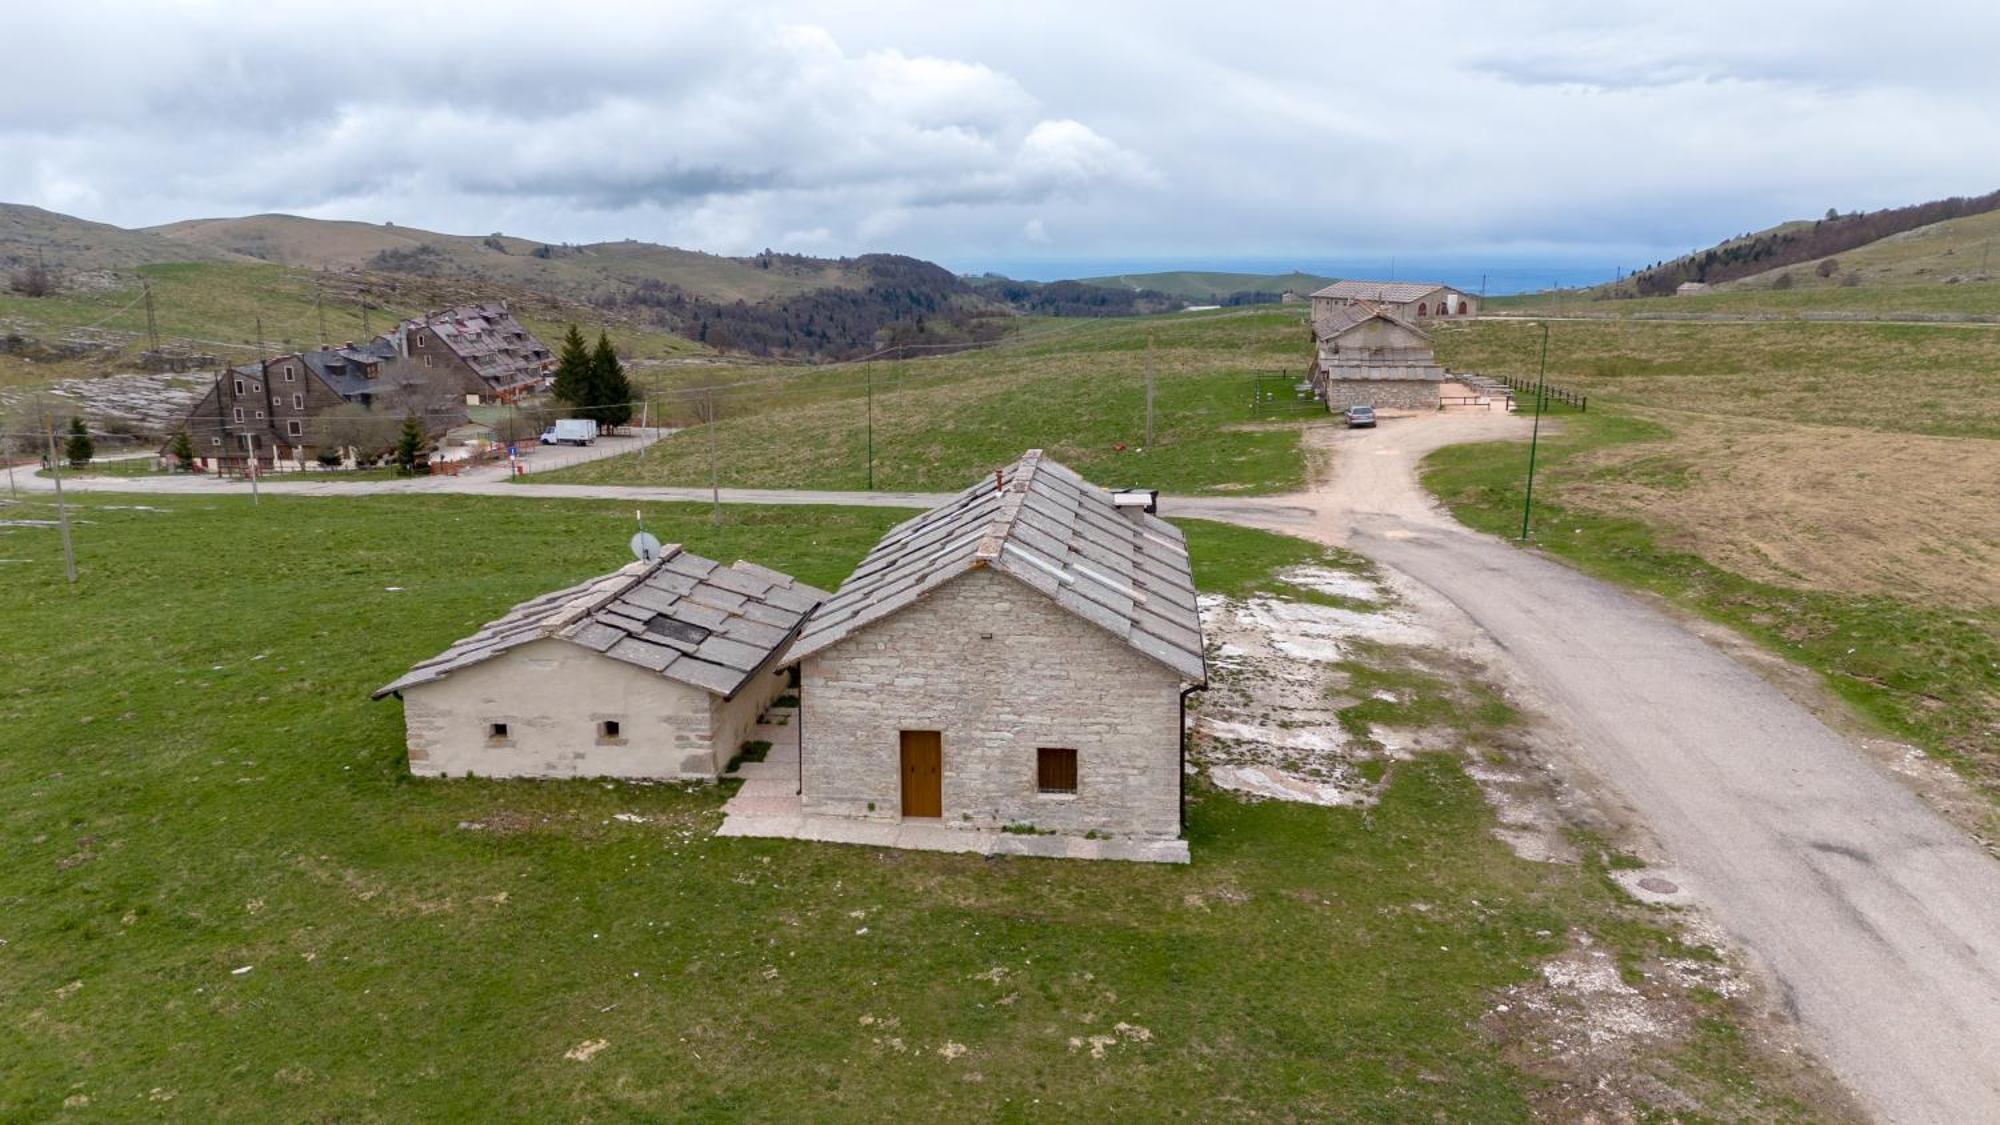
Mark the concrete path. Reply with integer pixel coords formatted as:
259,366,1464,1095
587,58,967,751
1182,415,2000,1125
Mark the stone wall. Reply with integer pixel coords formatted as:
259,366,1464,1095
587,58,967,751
1323,379,1440,412
800,567,1186,839
397,637,723,779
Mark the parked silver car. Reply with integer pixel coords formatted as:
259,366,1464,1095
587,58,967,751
1344,404,1377,428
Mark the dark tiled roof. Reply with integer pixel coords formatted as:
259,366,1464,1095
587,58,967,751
372,549,828,700
296,338,400,399
788,450,1205,682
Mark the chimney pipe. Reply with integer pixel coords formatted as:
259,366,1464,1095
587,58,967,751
994,469,1004,494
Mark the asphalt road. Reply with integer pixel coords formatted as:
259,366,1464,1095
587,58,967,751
12,415,2000,1120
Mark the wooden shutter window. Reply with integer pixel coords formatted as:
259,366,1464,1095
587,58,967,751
1037,747,1078,795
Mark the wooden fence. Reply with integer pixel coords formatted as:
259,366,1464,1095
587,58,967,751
1483,372,1587,412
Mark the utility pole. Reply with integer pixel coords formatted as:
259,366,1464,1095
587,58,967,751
361,300,372,338
1480,273,1488,297
865,365,874,490
315,275,328,348
1144,333,1155,448
637,398,651,465
1518,322,1551,541
43,418,76,585
243,433,260,505
706,388,720,526
142,281,160,357
255,315,266,360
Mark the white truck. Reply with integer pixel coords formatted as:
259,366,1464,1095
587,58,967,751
540,418,599,446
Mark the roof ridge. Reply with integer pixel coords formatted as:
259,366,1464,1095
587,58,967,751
551,546,684,630
972,448,1042,561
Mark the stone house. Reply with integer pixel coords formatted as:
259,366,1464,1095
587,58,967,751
397,301,552,403
372,549,826,779
1309,303,1446,412
176,338,463,470
784,450,1206,844
1310,279,1477,325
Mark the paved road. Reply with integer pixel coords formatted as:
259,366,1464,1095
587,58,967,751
13,414,2000,1120
1185,415,2000,1124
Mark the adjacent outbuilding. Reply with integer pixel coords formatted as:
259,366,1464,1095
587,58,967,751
373,549,826,780
776,450,1206,855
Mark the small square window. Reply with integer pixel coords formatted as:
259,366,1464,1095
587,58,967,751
1037,747,1078,795
287,420,302,437
486,722,509,742
597,719,623,743
210,437,222,446
254,410,264,420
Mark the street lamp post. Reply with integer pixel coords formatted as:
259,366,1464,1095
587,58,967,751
1518,322,1551,541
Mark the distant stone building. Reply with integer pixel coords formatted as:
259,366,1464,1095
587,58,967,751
176,339,460,470
397,301,552,402
1308,303,1445,412
373,549,827,780
1310,279,1477,325
784,451,1206,849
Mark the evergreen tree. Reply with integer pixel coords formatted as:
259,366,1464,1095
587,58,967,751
169,429,194,469
64,416,93,467
590,331,634,429
550,324,592,408
392,414,426,475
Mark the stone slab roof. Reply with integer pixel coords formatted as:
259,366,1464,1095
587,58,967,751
400,301,552,391
372,548,828,701
1309,279,1457,304
787,449,1206,682
1314,301,1427,342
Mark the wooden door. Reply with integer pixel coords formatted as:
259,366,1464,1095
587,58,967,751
899,730,942,818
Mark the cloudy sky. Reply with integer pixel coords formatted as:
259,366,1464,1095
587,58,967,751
7,1,1998,278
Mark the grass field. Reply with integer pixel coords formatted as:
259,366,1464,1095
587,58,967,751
1489,279,2000,319
0,492,1830,1119
541,308,1318,495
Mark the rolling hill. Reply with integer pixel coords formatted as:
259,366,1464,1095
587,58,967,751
0,203,234,273
1076,269,1334,302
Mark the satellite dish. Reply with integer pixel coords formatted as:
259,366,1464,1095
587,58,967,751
630,531,663,562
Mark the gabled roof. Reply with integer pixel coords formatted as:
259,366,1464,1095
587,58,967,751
295,337,400,399
1309,279,1459,304
1315,300,1427,341
400,301,551,391
788,450,1206,682
372,549,828,701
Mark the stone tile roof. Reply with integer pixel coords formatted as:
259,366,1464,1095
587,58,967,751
1309,279,1456,304
296,337,401,399
1314,301,1427,341
787,449,1206,682
400,301,552,392
372,549,828,701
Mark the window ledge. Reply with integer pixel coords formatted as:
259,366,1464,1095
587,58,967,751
1035,792,1078,802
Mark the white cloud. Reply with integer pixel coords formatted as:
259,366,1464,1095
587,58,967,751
2,0,1996,270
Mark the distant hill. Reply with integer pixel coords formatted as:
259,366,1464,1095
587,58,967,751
1608,190,2000,297
0,203,233,273
3,205,1195,361
1728,209,2000,291
1075,269,1334,302
146,213,864,305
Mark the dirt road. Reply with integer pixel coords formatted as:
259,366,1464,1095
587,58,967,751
1183,414,2000,1124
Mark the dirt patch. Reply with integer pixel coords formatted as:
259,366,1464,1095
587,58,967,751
1566,410,2000,610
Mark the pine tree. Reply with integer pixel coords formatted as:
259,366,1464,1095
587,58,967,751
169,429,194,469
550,324,592,409
590,331,634,429
392,414,426,475
64,416,93,467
